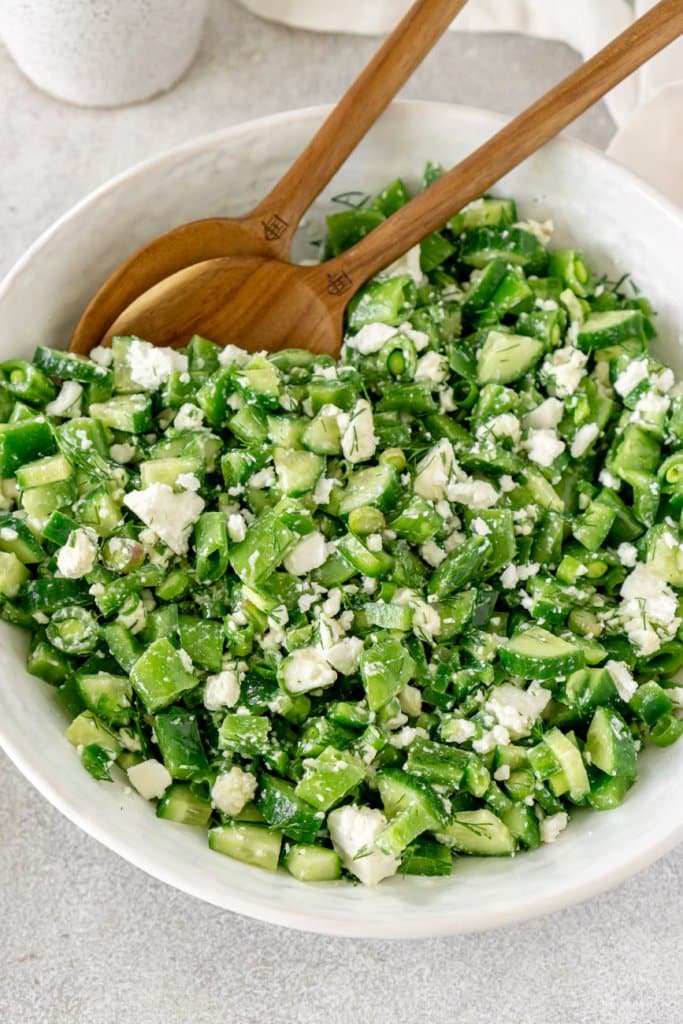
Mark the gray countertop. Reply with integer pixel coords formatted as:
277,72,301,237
1,3,681,1022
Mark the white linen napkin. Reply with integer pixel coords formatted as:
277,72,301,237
238,0,683,205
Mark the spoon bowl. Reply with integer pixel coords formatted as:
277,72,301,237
107,256,346,355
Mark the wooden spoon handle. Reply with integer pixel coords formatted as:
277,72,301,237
249,0,470,255
323,0,683,291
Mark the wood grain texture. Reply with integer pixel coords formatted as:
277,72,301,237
98,0,682,360
69,0,469,355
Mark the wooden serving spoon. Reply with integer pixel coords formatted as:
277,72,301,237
69,0,470,355
71,0,683,359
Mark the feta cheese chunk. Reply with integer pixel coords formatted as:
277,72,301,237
415,351,449,385
126,338,188,390
227,513,247,543
606,660,637,703
414,438,458,501
614,358,649,397
280,646,338,694
570,423,599,459
45,380,83,418
324,637,363,675
283,531,328,576
203,668,241,711
127,759,172,800
124,483,204,555
543,345,587,397
540,811,569,844
211,766,258,816
339,400,378,464
524,428,566,468
327,804,399,886
619,564,680,656
447,479,499,509
56,528,97,579
174,403,205,430
485,682,551,739
346,322,397,355
379,244,426,286
524,397,563,430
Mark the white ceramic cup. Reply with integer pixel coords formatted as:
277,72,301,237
0,0,209,107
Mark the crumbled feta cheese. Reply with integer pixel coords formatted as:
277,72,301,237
173,403,204,430
599,469,621,490
473,724,511,754
415,351,449,385
297,592,317,614
439,387,457,413
126,338,188,390
484,413,522,444
379,244,426,286
127,759,172,800
249,467,276,489
366,533,383,552
56,528,97,579
524,428,565,468
312,476,338,506
109,442,136,464
322,588,342,618
45,380,83,418
486,681,551,739
442,718,476,744
543,345,588,397
124,483,204,555
571,423,599,459
524,397,563,430
327,804,399,886
500,562,540,589
339,400,378,464
631,391,670,427
345,322,397,355
614,358,649,397
324,637,363,675
619,564,680,656
177,472,201,492
617,542,638,568
89,345,113,367
419,539,446,567
516,217,554,244
447,479,499,509
471,517,491,537
540,811,569,844
398,322,429,351
414,438,458,501
204,668,241,710
393,588,441,642
493,764,511,782
177,649,193,673
389,726,428,749
211,766,258,816
283,531,328,576
217,344,249,367
281,646,337,694
227,513,247,543
398,684,422,718
499,474,516,493
605,660,637,703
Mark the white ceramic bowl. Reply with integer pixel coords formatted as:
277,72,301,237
1,102,682,938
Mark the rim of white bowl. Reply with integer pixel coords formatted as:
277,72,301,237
1,101,682,939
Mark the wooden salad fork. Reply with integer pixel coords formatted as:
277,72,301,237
69,0,470,355
70,0,683,358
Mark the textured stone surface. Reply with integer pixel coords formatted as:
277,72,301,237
1,2,680,1022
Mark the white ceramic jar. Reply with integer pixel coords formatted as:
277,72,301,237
0,0,209,107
